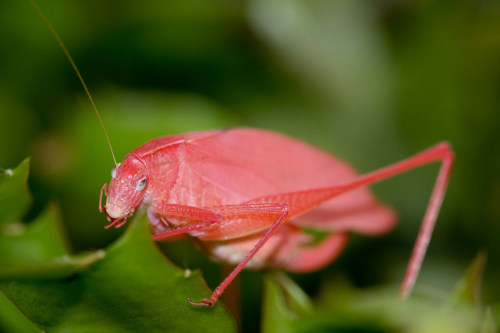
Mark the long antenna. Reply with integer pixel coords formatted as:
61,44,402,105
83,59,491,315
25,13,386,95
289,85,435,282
29,0,118,167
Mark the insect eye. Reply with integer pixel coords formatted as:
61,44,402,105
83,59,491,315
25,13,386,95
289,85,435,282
111,163,121,179
135,177,147,191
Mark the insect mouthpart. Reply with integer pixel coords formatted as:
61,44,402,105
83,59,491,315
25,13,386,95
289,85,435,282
105,203,124,219
99,183,134,229
104,216,127,229
103,209,134,229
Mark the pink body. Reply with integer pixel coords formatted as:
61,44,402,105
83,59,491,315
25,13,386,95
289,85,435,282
101,127,453,306
104,128,395,271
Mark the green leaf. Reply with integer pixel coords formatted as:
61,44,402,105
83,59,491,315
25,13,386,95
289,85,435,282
0,251,106,280
481,308,497,333
0,291,41,333
0,202,104,280
0,158,32,226
262,275,294,333
262,273,313,333
263,272,488,333
2,214,236,332
448,252,487,307
0,202,68,267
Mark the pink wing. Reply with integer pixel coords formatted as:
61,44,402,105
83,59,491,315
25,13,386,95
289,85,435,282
171,128,395,236
203,223,349,272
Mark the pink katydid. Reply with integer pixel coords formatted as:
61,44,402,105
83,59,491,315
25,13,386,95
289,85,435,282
99,129,453,306
31,0,454,307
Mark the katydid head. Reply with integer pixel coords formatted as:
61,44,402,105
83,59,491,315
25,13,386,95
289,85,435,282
100,155,148,228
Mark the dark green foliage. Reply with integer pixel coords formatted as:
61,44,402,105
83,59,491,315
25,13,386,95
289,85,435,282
1,0,500,331
0,160,236,332
262,257,496,333
0,158,31,226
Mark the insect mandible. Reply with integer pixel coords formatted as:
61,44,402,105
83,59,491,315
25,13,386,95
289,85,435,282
31,0,454,307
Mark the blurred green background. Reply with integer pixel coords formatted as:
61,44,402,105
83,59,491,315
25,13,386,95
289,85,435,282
1,0,499,330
